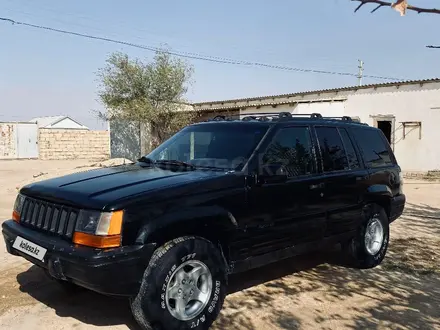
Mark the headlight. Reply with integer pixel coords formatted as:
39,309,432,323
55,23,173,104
12,194,26,222
75,210,101,234
73,210,124,248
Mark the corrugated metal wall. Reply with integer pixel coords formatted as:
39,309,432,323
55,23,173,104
0,122,38,159
109,120,141,161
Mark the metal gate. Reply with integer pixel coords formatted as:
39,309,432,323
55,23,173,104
16,123,38,158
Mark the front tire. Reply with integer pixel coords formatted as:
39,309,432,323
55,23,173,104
130,236,227,330
345,204,390,269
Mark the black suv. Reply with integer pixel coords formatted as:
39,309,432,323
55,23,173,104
2,112,405,330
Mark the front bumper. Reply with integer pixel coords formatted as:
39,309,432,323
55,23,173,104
2,220,156,297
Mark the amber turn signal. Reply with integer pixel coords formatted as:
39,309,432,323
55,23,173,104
107,210,123,235
73,232,121,248
12,210,20,223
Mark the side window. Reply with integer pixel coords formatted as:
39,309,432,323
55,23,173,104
352,128,395,168
262,127,315,177
315,127,349,172
338,128,360,169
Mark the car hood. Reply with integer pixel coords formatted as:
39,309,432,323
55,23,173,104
20,164,231,211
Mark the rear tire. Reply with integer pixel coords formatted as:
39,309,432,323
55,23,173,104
130,236,227,330
344,204,390,269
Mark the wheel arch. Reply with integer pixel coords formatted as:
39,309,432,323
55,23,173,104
135,206,237,267
363,184,393,219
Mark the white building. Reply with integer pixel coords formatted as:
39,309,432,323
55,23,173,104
30,115,89,130
193,78,440,173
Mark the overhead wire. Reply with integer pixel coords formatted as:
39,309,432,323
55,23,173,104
2,3,351,67
0,16,403,81
1,6,186,49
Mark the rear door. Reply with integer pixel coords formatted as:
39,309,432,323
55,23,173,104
350,127,401,196
313,125,368,238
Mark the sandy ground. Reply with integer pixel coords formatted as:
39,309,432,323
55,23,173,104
0,159,439,330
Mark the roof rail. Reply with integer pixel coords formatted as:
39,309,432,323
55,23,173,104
211,115,229,121
205,112,365,124
321,116,353,122
238,112,321,118
239,112,324,122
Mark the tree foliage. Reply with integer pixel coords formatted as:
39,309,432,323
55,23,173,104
97,50,199,149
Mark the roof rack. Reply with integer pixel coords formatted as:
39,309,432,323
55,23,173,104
205,112,366,124
211,115,231,121
239,112,324,122
321,116,353,121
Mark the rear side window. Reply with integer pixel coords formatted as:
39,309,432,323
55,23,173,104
352,128,395,168
339,128,360,169
315,127,349,172
263,126,315,177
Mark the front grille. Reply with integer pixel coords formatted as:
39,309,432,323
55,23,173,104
20,197,79,239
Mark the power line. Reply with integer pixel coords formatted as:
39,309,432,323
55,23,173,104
2,4,356,67
0,16,403,81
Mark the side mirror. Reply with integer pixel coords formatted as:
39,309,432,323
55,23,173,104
259,163,288,184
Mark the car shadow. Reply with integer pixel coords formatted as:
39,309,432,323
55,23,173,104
15,232,440,330
401,202,440,236
212,228,440,329
212,247,345,330
15,246,343,330
227,245,345,295
16,265,139,329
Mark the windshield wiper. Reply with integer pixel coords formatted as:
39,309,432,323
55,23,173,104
154,159,196,170
195,165,228,171
137,157,196,170
137,156,155,165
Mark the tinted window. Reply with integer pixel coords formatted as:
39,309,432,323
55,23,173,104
147,124,269,170
339,128,360,169
352,128,394,168
315,127,349,172
262,127,315,177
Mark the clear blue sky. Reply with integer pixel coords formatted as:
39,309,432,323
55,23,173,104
1,0,439,129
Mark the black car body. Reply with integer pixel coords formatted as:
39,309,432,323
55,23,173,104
2,112,406,330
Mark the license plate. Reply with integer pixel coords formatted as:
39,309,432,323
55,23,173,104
12,236,47,261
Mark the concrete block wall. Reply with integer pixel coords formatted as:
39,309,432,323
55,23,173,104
38,129,110,160
0,123,17,159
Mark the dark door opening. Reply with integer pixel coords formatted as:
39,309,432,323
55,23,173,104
377,120,392,144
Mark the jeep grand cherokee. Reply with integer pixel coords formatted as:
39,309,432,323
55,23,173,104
2,112,405,330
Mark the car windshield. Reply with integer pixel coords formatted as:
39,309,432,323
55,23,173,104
146,123,269,170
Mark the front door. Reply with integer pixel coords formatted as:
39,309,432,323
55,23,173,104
230,125,327,261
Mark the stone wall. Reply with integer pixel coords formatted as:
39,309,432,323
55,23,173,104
0,123,17,159
38,129,110,160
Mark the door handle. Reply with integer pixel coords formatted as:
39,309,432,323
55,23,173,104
310,182,325,190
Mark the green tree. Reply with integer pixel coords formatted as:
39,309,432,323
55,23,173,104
97,50,199,152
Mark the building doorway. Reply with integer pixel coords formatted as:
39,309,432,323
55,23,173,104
370,115,395,151
377,120,392,144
